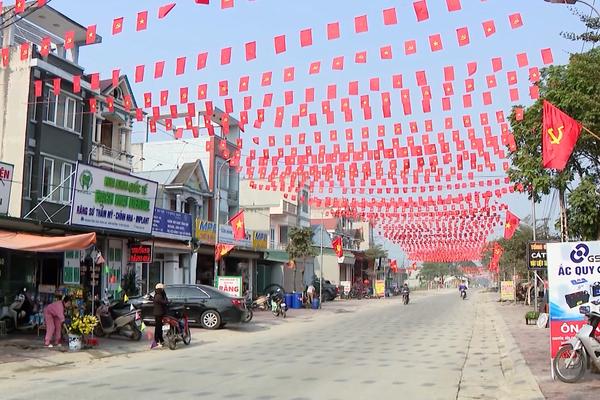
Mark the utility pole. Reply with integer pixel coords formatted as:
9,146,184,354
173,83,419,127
213,158,231,287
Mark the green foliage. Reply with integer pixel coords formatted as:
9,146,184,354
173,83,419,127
482,226,537,278
508,47,600,237
419,262,461,282
561,7,600,44
566,176,600,240
286,227,317,261
364,244,388,260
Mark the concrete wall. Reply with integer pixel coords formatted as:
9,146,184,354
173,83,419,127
0,48,30,217
313,253,341,285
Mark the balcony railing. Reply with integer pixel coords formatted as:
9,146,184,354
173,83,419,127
91,144,133,171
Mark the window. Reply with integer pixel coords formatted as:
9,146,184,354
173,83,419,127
302,190,309,213
181,287,208,299
43,89,82,134
41,158,54,198
26,154,33,198
280,226,289,245
60,163,73,203
270,228,275,248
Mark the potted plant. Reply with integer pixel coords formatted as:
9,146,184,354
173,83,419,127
525,311,540,325
67,315,98,351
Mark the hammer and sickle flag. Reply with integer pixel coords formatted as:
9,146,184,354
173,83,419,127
542,100,582,171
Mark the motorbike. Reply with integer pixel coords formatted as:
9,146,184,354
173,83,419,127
162,307,191,350
460,289,467,300
269,289,287,318
0,290,37,333
241,292,256,323
95,300,142,341
401,290,410,305
553,305,600,383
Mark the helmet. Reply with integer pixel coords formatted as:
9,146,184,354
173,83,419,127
155,283,165,290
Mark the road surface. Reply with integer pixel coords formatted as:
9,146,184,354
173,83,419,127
1,290,541,400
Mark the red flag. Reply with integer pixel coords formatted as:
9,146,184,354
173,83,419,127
504,211,520,239
482,20,496,37
221,47,232,65
85,25,97,45
541,48,554,65
20,42,29,61
509,13,523,29
404,40,417,55
63,31,75,50
221,0,233,8
456,27,470,46
446,0,461,11
429,34,443,51
158,3,176,19
413,0,429,22
542,101,582,171
40,37,50,57
383,8,397,25
516,52,528,67
136,11,148,31
300,29,313,47
229,210,246,240
176,57,186,75
245,41,256,61
332,236,343,257
34,80,42,97
274,35,286,54
354,15,368,33
135,65,144,83
112,17,124,35
215,243,234,261
197,52,208,69
327,22,340,40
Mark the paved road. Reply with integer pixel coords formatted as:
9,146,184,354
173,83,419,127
1,291,538,400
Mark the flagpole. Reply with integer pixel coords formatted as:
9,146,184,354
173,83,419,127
214,158,231,287
582,125,600,142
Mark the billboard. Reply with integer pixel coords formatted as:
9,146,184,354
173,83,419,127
70,164,157,234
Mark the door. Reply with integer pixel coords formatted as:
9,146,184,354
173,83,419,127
180,286,210,323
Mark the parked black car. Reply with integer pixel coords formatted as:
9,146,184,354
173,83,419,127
312,277,339,301
131,284,246,330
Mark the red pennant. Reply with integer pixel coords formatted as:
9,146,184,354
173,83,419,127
85,25,97,45
383,8,398,25
404,40,417,55
274,35,287,54
136,11,148,31
158,3,176,19
541,48,553,64
221,47,232,65
429,34,443,51
413,0,429,22
112,17,124,35
456,27,470,46
354,15,368,33
509,13,523,29
300,29,313,47
446,0,461,11
482,20,496,37
327,22,340,40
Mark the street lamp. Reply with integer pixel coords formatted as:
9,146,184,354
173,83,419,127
544,0,600,18
213,157,232,287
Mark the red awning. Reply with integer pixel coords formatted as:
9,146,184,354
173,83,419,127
0,230,96,252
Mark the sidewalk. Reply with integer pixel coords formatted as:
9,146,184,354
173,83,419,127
458,292,544,400
495,298,600,399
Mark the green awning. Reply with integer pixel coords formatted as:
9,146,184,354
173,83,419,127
264,250,290,263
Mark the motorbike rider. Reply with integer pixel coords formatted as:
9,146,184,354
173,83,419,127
153,283,169,349
459,281,468,295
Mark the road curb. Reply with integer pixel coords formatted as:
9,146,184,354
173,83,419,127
485,294,545,400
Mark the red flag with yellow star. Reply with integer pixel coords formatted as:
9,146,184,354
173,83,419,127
332,236,343,257
542,101,582,171
503,211,520,240
229,210,246,241
215,243,234,261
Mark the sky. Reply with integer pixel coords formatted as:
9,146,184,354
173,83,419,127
46,0,596,262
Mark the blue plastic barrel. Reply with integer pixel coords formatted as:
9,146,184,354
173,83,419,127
292,292,303,309
311,298,320,309
284,293,294,309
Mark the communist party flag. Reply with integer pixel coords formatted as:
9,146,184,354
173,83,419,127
490,243,503,272
229,210,246,240
332,236,343,257
503,210,520,239
215,243,234,261
542,101,582,171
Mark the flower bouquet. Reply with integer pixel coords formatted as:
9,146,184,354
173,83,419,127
68,315,98,336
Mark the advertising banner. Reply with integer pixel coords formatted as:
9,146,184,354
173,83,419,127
500,281,515,301
252,231,268,250
195,219,257,249
527,241,549,271
340,280,351,295
196,219,217,244
70,164,158,234
0,161,13,215
217,276,242,297
548,241,600,357
375,280,385,297
152,208,192,240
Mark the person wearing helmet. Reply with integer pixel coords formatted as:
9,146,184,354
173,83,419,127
152,283,169,349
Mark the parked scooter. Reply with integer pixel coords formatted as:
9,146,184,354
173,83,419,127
94,300,142,341
0,289,37,333
553,305,600,383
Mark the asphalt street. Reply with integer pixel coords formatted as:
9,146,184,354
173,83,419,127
2,290,532,400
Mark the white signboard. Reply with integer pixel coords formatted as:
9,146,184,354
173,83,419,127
69,164,158,234
340,281,351,295
547,240,600,357
0,161,14,215
219,224,252,248
217,276,242,298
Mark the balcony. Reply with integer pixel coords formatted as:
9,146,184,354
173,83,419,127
90,145,133,173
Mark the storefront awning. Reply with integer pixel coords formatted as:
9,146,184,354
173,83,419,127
264,250,290,263
0,230,96,252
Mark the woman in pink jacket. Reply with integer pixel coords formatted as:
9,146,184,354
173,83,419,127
43,296,71,347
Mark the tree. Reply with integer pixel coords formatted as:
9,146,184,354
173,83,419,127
566,176,600,240
507,47,600,239
419,262,460,285
286,227,317,291
561,7,600,44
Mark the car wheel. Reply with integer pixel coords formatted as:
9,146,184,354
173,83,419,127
200,310,221,330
